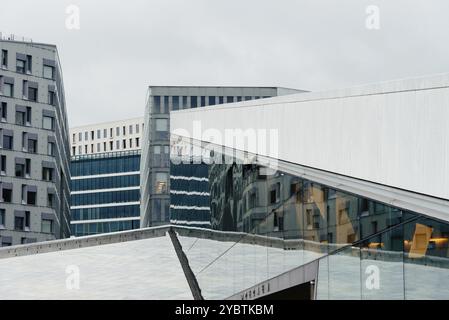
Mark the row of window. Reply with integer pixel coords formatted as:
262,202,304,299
0,208,54,234
152,95,271,113
71,189,140,206
71,137,140,156
0,101,56,129
71,219,140,237
72,123,143,144
0,130,56,155
0,183,55,206
1,49,55,79
71,174,140,192
71,205,140,221
0,78,57,105
70,154,140,177
0,155,55,182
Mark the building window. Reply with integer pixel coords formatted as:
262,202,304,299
15,216,24,231
237,96,242,102
129,125,133,135
219,96,224,104
28,138,37,153
136,137,140,147
78,132,82,142
172,96,180,111
42,167,54,181
191,96,197,108
153,96,161,113
3,83,13,97
78,146,82,154
103,128,107,138
0,155,6,174
164,96,169,113
122,139,126,149
97,143,100,152
16,110,26,126
227,96,234,103
116,127,120,136
15,162,25,177
156,119,168,132
43,116,54,130
48,193,54,208
26,55,32,73
0,209,5,228
3,134,13,150
122,126,126,136
201,96,206,107
16,59,26,73
1,102,7,121
27,190,36,206
84,132,88,140
72,134,76,143
208,96,216,106
155,172,168,194
103,142,106,151
245,96,252,101
2,187,12,202
91,131,94,140
28,87,38,102
116,140,120,150
47,142,55,156
129,139,132,148
72,146,75,156
136,124,139,134
1,50,7,68
41,219,53,234
43,65,54,79
48,91,56,105
109,141,113,151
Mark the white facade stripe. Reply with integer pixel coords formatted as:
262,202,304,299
71,202,140,210
71,217,140,225
71,186,140,195
72,171,140,180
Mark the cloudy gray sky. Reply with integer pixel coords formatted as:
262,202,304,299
1,0,449,127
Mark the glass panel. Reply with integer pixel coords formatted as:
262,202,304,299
404,217,449,299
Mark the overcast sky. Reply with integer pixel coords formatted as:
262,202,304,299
1,0,449,127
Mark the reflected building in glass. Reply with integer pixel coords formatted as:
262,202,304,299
169,74,449,300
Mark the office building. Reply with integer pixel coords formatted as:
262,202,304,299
140,86,306,228
70,150,141,236
0,37,71,246
69,119,143,236
69,117,144,156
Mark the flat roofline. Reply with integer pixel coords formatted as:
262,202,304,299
147,85,305,90
0,38,57,48
70,116,145,130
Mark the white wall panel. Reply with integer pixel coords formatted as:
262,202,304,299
171,74,449,201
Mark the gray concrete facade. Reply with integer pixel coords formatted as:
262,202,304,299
0,39,71,246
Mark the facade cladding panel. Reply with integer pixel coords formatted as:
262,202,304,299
140,86,307,228
0,39,71,246
70,150,140,236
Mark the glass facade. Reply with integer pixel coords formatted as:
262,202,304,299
169,148,449,299
70,150,141,237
